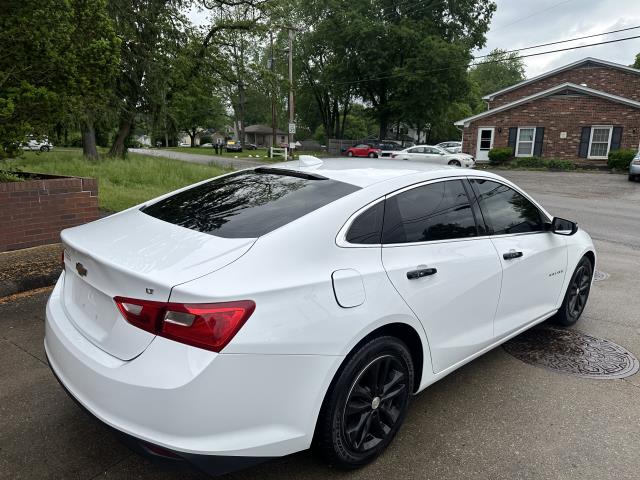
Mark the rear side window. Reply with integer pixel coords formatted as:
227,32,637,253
346,201,384,244
469,179,543,235
142,169,360,238
382,180,477,244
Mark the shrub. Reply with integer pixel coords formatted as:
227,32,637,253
511,157,546,169
608,148,636,170
546,158,576,170
0,169,23,182
488,147,513,164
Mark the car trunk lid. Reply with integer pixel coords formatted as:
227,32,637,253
61,209,256,360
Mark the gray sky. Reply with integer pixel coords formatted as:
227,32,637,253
478,0,640,76
189,0,640,78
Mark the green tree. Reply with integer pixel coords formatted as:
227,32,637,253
106,0,190,157
469,48,525,111
0,0,74,157
70,0,120,159
631,53,640,69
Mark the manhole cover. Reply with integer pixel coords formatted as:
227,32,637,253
503,327,639,379
593,270,609,282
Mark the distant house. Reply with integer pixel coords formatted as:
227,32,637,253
244,125,287,147
455,58,640,163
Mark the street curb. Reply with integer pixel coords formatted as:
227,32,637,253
0,244,62,299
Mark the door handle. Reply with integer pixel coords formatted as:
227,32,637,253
406,267,437,280
503,250,523,260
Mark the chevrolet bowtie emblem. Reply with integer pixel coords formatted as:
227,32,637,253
76,262,88,277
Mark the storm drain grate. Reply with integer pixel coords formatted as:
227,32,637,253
593,270,609,282
503,327,639,379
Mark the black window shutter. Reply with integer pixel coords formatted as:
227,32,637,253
533,127,545,157
507,127,517,153
578,126,591,158
610,126,623,151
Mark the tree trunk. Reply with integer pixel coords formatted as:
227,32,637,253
378,114,389,141
189,131,196,147
108,114,134,157
81,119,99,160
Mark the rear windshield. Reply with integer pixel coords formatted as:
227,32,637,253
141,169,360,238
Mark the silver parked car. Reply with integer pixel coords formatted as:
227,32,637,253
629,152,640,181
392,144,475,168
436,141,462,153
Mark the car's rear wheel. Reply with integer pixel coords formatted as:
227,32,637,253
347,151,354,157
553,256,593,327
448,160,461,167
315,336,413,469
40,146,50,152
629,174,636,181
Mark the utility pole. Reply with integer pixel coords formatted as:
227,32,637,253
270,30,277,147
287,27,295,153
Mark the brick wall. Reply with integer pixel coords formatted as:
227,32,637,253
489,64,640,108
0,175,99,252
462,95,640,161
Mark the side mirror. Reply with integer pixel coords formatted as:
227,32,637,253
550,217,578,236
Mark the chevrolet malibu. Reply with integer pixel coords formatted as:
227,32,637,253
45,157,595,475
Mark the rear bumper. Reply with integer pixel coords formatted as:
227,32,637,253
45,277,341,466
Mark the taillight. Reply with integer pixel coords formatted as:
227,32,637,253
114,297,255,352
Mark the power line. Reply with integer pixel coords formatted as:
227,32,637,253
322,34,640,87
475,24,640,58
490,0,575,32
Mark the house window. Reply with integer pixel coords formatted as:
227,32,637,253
588,126,613,159
515,127,536,157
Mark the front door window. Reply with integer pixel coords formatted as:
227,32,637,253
476,128,494,161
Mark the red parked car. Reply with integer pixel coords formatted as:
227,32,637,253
345,143,381,158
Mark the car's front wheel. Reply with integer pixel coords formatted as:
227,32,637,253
629,174,636,182
347,151,354,157
553,256,593,327
448,159,461,167
315,336,413,468
40,146,50,152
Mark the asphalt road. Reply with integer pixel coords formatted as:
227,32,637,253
129,148,265,170
1,170,640,479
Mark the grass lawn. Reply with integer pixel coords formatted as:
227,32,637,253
4,149,230,212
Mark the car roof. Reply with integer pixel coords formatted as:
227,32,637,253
265,157,497,188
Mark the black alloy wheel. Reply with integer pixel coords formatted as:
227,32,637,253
448,159,461,167
315,336,413,468
553,256,593,327
342,355,408,452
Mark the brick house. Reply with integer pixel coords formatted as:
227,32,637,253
455,58,640,163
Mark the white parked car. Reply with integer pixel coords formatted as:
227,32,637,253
392,144,474,167
436,141,462,153
22,137,53,152
45,158,595,475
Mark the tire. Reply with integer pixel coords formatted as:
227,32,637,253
552,256,593,327
347,151,354,157
314,336,414,469
448,160,461,167
368,152,376,158
629,174,636,182
40,146,50,152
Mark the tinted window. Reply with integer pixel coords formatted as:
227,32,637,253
142,170,359,238
382,180,477,244
346,201,384,244
470,179,543,235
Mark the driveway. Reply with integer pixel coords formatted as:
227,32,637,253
1,170,640,480
129,148,266,170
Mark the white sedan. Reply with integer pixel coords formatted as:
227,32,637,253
45,157,595,475
392,144,474,167
22,137,53,152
